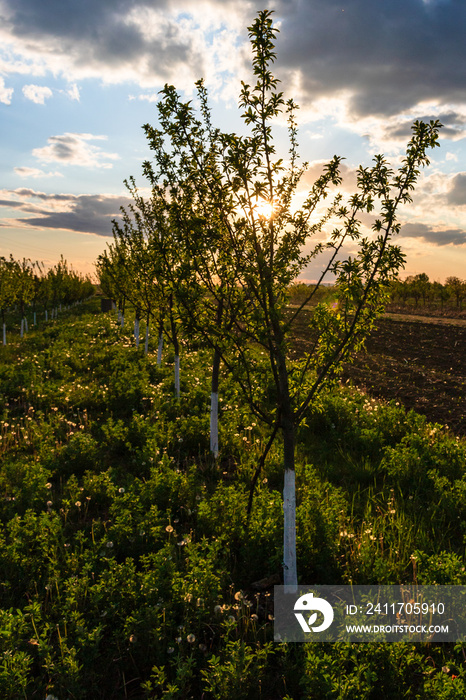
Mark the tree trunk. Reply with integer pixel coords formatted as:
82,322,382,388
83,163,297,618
210,348,221,458
169,296,180,398
174,355,180,398
157,316,164,366
144,314,150,355
2,322,6,346
282,416,297,590
134,313,140,348
276,347,298,590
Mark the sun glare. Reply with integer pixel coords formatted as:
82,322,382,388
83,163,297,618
254,199,275,220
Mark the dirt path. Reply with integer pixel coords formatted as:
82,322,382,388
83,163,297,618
383,312,466,327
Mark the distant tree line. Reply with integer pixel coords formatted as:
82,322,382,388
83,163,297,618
0,254,94,345
388,273,466,310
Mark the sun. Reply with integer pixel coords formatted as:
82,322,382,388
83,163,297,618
253,198,276,220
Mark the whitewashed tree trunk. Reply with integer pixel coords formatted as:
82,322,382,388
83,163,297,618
210,392,219,458
20,318,24,338
45,309,48,321
157,332,163,366
174,356,180,398
144,320,149,355
2,323,6,346
283,469,297,590
120,313,124,328
134,318,140,348
210,347,221,458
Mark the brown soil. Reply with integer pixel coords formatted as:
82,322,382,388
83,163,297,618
290,310,466,436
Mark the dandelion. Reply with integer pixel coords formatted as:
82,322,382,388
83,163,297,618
75,501,81,507
199,643,207,651
165,525,174,533
46,482,52,489
187,634,196,643
214,605,222,614
118,487,125,494
234,591,243,601
129,634,137,643
167,647,174,654
106,541,114,548
251,614,258,621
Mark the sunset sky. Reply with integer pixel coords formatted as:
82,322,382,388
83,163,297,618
0,0,465,282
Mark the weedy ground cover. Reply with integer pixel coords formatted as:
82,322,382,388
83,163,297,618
0,299,465,698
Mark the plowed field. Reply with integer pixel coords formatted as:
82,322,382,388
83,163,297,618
291,311,466,435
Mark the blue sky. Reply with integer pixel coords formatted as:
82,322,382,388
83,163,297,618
0,0,465,281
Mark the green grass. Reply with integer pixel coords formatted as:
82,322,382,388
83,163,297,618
0,299,465,698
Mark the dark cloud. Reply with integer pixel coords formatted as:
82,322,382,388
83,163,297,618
2,0,465,119
0,190,130,236
446,173,466,205
274,0,466,118
401,222,466,246
383,111,466,142
2,0,213,84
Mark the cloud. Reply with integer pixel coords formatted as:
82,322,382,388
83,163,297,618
275,0,466,120
32,133,120,168
400,222,466,246
14,166,63,178
66,83,80,101
22,83,53,103
380,110,466,143
0,76,13,104
0,0,251,95
1,0,464,127
0,188,131,236
446,173,466,205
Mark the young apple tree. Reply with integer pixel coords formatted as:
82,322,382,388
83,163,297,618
138,9,441,587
